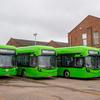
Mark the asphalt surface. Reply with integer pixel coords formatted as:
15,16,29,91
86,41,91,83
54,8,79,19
0,77,99,100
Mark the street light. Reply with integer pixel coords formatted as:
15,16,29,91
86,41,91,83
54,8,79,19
33,33,38,45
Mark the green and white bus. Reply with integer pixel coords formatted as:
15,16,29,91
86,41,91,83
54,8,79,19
0,45,17,76
56,46,100,78
16,45,57,78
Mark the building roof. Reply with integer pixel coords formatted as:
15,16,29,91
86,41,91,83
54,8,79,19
7,38,48,46
7,38,68,47
68,15,100,34
48,40,68,47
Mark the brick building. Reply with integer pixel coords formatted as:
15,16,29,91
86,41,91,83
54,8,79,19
68,15,100,48
7,38,68,48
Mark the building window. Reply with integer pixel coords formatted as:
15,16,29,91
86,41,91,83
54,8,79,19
82,33,87,46
83,39,87,46
82,33,87,39
93,32,99,45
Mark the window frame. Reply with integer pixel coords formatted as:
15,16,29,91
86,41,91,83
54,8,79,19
82,33,87,39
57,55,85,68
93,32,99,45
82,33,88,46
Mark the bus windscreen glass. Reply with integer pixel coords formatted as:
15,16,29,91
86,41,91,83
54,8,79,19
38,56,56,69
0,55,15,68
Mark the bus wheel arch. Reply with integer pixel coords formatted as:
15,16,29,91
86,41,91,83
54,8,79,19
63,70,70,78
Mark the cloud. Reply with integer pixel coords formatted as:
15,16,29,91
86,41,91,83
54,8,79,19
0,0,100,44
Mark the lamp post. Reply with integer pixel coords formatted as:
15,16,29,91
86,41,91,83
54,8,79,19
33,33,38,45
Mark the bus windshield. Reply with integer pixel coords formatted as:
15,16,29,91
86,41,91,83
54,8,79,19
38,56,56,69
0,55,15,68
85,56,100,69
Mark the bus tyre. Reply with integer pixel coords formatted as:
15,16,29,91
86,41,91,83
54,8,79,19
64,71,70,78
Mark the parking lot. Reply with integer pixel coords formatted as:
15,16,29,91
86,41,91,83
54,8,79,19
0,77,99,100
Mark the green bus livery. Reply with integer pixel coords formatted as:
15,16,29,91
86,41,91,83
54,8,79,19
0,45,17,76
56,46,100,78
16,45,57,78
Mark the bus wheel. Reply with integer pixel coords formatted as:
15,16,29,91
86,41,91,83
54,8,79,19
64,70,70,78
21,70,25,77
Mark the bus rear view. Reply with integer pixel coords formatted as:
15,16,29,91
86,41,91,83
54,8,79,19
0,45,17,76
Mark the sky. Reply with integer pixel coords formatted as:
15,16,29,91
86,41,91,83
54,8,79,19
0,0,100,44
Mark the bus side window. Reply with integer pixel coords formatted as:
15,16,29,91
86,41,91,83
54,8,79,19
17,55,30,67
57,56,62,67
75,58,84,67
62,56,67,67
97,56,100,68
12,55,16,66
30,57,37,67
66,57,74,67
61,56,74,67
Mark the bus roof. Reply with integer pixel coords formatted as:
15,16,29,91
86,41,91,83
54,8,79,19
16,45,56,56
0,45,16,50
56,46,99,56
